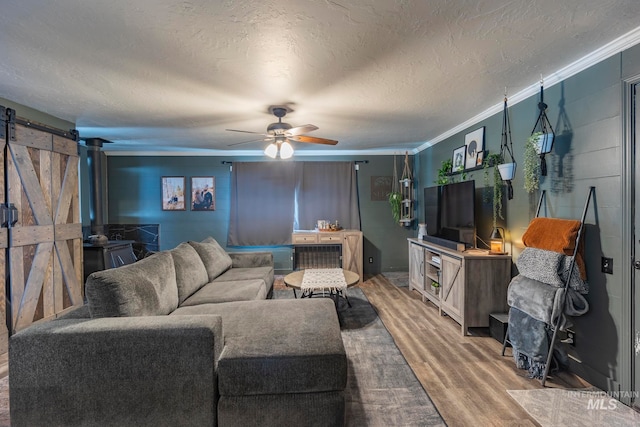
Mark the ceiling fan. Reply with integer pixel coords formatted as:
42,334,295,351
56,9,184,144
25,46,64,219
226,106,338,158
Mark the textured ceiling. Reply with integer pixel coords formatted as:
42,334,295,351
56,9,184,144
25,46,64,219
1,1,639,154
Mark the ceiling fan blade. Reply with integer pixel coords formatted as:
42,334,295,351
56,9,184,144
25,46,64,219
225,128,268,136
286,124,318,136
289,135,338,146
227,137,272,147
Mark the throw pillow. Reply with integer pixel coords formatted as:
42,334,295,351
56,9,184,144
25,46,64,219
188,237,233,282
169,242,210,304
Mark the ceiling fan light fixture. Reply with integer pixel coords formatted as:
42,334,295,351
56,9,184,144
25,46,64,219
280,141,294,159
264,143,278,158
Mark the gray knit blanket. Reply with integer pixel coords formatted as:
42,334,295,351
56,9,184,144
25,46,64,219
506,247,589,379
516,247,588,294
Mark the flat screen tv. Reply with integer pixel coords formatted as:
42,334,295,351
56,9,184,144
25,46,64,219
423,180,476,248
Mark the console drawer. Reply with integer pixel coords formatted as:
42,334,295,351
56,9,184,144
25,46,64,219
292,233,318,244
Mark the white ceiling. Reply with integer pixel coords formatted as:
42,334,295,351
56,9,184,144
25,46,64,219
1,1,640,155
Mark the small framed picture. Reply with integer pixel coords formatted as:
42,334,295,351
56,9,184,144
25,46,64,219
161,176,186,211
464,126,485,169
452,146,466,173
191,176,216,211
476,151,485,166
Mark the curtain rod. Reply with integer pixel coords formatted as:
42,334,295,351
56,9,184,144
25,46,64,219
221,160,369,164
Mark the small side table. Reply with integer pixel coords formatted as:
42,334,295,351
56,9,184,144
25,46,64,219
283,269,360,308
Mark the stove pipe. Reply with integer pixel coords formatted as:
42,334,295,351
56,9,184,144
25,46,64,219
84,138,110,238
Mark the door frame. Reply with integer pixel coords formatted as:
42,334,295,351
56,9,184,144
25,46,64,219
623,76,638,406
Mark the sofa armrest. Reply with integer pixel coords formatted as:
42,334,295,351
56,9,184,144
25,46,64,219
10,315,223,427
228,251,273,268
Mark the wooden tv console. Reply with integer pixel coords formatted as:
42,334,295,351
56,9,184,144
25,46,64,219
408,238,511,336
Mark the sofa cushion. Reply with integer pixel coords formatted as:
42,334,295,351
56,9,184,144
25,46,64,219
85,251,179,318
188,238,232,281
169,242,209,304
180,279,267,306
171,299,347,396
214,266,274,296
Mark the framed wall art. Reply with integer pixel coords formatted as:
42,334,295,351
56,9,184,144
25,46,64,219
370,176,392,201
161,176,186,210
452,146,466,173
464,126,485,170
191,176,216,211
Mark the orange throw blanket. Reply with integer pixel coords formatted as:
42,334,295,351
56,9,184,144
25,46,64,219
521,217,586,279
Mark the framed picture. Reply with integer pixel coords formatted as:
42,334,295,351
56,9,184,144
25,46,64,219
452,146,466,173
371,176,392,201
476,151,485,166
464,126,485,169
161,176,186,210
191,176,216,211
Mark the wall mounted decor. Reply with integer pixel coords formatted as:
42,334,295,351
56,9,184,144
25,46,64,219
452,145,466,173
399,152,414,227
371,176,392,201
161,176,186,211
464,127,485,170
191,176,215,211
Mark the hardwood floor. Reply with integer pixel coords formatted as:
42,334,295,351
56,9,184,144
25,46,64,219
0,274,589,426
359,273,590,426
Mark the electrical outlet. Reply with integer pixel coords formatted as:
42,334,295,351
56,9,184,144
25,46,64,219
368,257,373,263
601,257,613,274
564,330,576,346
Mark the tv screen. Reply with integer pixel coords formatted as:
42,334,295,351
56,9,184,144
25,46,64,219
423,185,440,237
423,180,476,248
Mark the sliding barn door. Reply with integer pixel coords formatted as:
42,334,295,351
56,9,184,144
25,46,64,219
7,123,82,334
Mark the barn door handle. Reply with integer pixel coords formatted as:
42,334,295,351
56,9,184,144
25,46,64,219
1,204,18,228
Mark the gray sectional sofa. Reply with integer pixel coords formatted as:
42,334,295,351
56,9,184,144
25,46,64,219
9,237,347,427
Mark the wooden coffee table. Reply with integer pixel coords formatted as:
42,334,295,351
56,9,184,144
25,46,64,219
283,268,360,308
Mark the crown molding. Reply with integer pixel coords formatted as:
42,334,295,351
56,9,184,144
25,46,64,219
415,25,640,153
103,148,415,157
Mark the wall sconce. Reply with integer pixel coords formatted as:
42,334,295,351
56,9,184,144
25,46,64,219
489,227,506,255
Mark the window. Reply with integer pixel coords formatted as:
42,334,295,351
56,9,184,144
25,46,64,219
228,161,360,246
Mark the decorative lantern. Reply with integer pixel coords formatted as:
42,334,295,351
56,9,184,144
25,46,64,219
489,227,506,255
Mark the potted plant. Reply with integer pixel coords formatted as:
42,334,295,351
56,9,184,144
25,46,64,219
524,132,542,193
435,158,453,185
483,153,504,228
431,281,440,295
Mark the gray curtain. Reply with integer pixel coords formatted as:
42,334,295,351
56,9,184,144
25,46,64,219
295,162,361,231
228,161,360,246
228,162,298,246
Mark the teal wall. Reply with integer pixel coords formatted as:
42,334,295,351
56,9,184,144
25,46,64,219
417,49,639,395
104,154,416,274
5,41,640,398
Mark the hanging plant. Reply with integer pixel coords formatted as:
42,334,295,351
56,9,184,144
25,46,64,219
524,132,542,193
389,155,402,223
435,159,453,185
483,153,503,227
498,93,517,199
530,80,555,176
389,191,402,222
